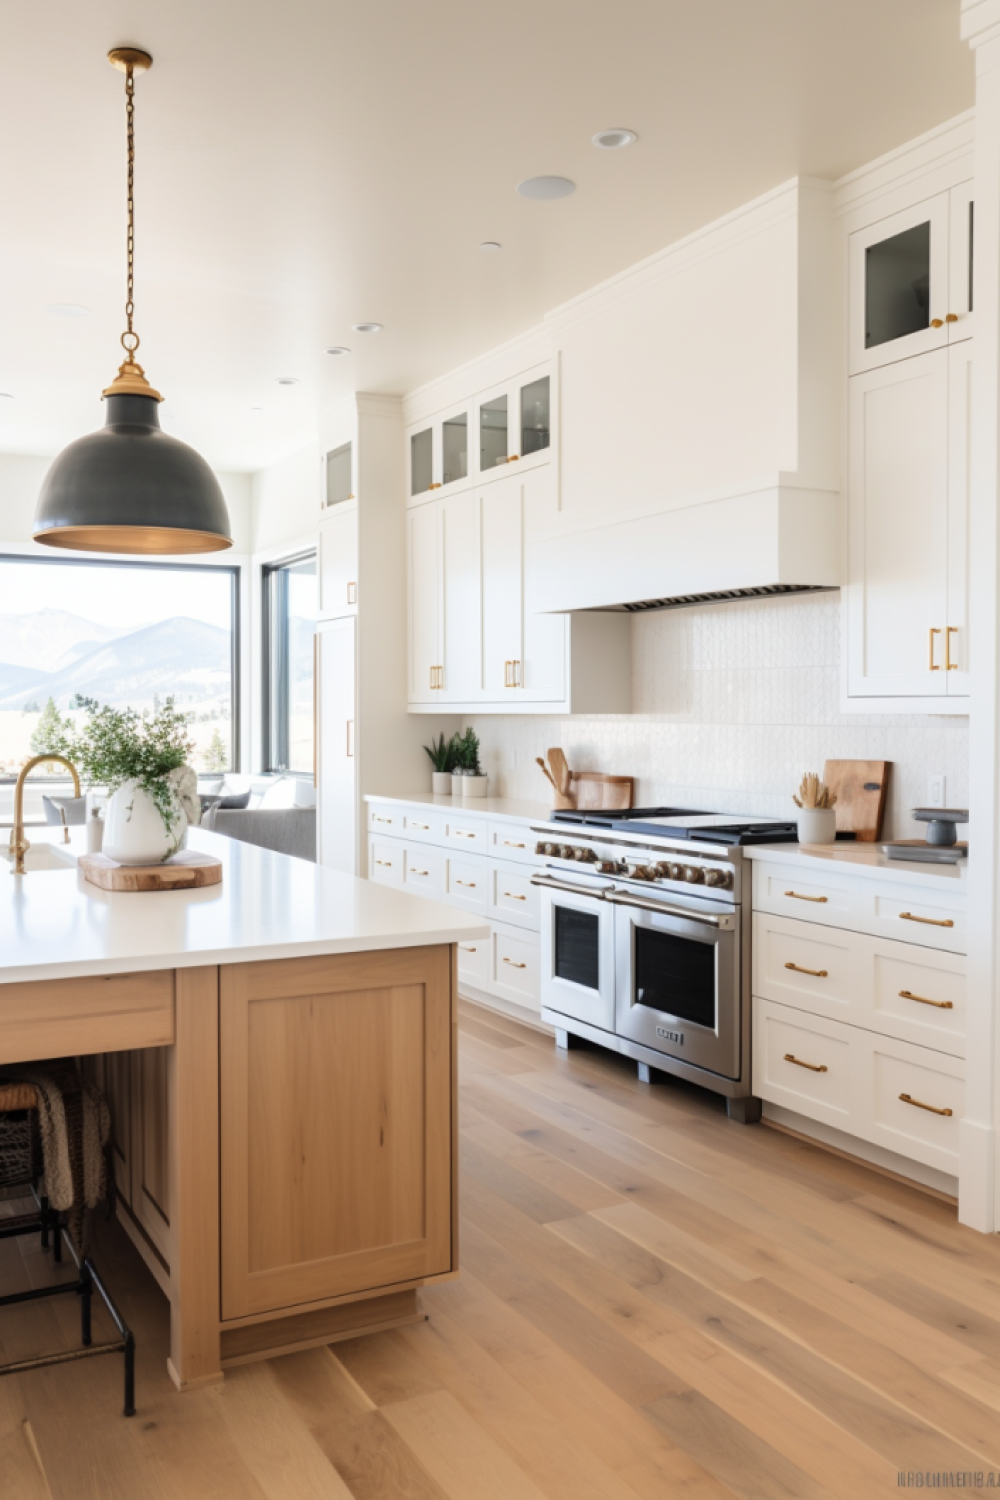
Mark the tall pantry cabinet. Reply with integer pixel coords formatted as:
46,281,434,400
316,395,441,876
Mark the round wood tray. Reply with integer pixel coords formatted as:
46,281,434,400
79,851,222,892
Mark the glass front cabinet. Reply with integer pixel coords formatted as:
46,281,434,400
407,363,552,505
849,184,973,376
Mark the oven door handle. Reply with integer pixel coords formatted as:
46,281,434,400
605,890,735,929
530,874,610,899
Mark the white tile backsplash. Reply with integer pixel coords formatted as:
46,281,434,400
469,593,968,840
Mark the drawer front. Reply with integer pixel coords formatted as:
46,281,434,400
489,860,541,931
445,853,489,914
401,808,445,845
402,844,445,900
870,942,965,1057
491,922,541,1011
368,805,403,836
865,888,966,955
456,934,490,990
753,999,853,1129
753,859,967,955
488,822,543,866
753,914,854,1020
753,862,854,928
868,1036,964,1174
443,815,488,854
369,837,403,885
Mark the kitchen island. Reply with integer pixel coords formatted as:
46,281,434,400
0,827,488,1390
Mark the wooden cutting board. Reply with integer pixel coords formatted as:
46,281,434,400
80,850,223,892
569,773,634,810
822,759,890,843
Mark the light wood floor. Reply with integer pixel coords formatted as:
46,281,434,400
3,999,1000,1499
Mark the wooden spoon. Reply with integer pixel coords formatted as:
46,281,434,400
547,747,571,797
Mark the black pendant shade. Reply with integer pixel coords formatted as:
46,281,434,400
34,394,233,555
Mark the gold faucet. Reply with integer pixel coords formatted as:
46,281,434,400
9,754,82,875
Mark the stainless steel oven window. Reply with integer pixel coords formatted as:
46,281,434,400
634,926,717,1029
554,905,601,991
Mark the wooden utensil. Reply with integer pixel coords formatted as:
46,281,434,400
822,759,890,843
569,773,634,810
80,851,223,892
536,756,575,810
547,747,571,798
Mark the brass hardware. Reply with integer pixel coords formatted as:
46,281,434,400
108,47,154,72
945,313,959,324
429,482,442,489
930,318,944,329
783,1053,828,1073
784,962,828,978
503,840,526,849
455,830,476,839
411,822,429,830
513,659,521,686
348,493,355,499
429,664,444,689
456,879,477,887
59,808,70,845
900,912,954,928
503,957,527,969
508,454,520,462
899,1092,953,1117
410,869,429,877
460,945,478,953
784,890,828,903
374,815,392,824
347,581,357,605
929,627,941,670
946,625,958,670
899,989,953,1010
503,892,527,901
346,720,355,757
504,660,517,688
9,754,82,876
375,859,392,867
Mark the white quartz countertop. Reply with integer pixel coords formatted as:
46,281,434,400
364,792,554,824
744,840,969,891
0,828,489,985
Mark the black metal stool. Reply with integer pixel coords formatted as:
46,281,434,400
0,1080,136,1416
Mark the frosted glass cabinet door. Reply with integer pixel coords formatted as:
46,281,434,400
850,194,951,375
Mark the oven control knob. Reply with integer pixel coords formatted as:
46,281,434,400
653,862,672,878
598,860,618,874
666,862,684,880
582,847,599,863
558,845,575,860
704,868,729,888
631,864,655,881
683,865,705,883
574,847,590,861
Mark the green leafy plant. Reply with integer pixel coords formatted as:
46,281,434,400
73,700,196,840
423,732,457,773
452,727,482,775
29,697,75,762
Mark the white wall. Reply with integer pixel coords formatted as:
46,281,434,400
251,442,318,554
469,592,969,841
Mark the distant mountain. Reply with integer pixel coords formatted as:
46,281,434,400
0,609,131,671
0,616,232,711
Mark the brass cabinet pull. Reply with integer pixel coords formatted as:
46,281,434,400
899,988,953,1010
346,719,355,757
410,868,429,877
428,664,444,689
460,944,478,953
455,830,477,839
945,313,959,323
900,911,954,929
508,454,520,462
375,859,392,867
513,659,521,686
899,1092,953,1117
347,581,357,604
503,891,527,901
945,625,958,671
929,627,941,670
784,1053,828,1073
429,482,442,490
503,840,526,849
455,879,477,888
502,957,527,969
930,317,944,329
784,890,828,903
411,822,429,830
785,962,828,977
374,815,392,825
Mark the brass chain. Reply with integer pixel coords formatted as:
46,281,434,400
121,64,139,360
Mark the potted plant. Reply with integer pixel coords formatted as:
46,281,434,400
423,732,457,795
451,727,488,798
74,700,202,864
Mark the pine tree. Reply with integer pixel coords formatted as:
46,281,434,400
29,697,73,760
204,727,228,773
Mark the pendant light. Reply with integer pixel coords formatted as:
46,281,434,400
34,48,232,555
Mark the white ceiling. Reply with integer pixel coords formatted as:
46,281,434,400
0,0,973,473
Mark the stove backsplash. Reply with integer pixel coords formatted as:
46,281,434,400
469,593,969,842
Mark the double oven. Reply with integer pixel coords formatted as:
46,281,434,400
532,828,755,1112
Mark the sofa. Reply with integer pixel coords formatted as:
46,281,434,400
199,775,316,862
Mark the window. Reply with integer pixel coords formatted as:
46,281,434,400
0,554,240,778
262,552,316,773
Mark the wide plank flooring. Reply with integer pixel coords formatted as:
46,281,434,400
3,999,1000,1499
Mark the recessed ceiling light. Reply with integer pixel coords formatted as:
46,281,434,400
325,345,351,356
250,406,264,412
592,128,637,150
351,322,383,334
516,176,575,201
276,376,300,386
479,241,502,252
44,303,93,318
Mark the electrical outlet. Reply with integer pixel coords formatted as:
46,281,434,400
927,773,946,809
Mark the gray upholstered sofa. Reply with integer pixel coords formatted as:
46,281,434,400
202,804,316,861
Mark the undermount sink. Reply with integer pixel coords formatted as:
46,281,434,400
3,841,78,872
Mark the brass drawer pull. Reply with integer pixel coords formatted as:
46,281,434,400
460,945,478,953
502,957,527,969
783,1053,828,1073
899,988,953,1010
503,840,526,849
899,1092,953,1117
455,830,477,839
784,891,828,903
503,892,527,901
347,581,357,604
929,626,941,669
375,859,392,867
455,880,477,888
374,815,392,824
946,625,959,671
411,822,430,830
899,912,954,929
785,962,828,978
410,869,429,877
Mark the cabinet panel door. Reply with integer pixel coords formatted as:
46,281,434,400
407,502,441,704
317,618,357,874
132,1047,171,1261
846,351,949,698
849,194,950,375
318,507,358,620
948,182,974,345
946,341,972,696
219,947,453,1319
520,469,566,701
440,492,481,701
480,478,523,698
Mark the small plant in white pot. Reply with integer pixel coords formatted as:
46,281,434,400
793,772,837,845
75,701,201,865
424,732,457,795
451,728,488,798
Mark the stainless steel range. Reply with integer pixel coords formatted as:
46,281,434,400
530,806,798,1123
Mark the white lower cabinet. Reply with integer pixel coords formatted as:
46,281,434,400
490,922,541,1012
752,858,967,1180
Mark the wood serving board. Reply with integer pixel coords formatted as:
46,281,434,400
822,759,890,843
569,773,634,811
79,851,223,892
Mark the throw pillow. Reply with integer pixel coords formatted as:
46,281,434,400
42,794,87,826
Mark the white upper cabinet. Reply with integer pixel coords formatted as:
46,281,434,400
407,501,441,703
317,504,358,621
849,183,973,376
407,364,551,505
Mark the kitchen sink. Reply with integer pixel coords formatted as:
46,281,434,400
2,841,78,872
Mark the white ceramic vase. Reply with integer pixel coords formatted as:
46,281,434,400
103,772,194,865
431,771,453,795
458,773,488,799
796,807,837,846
